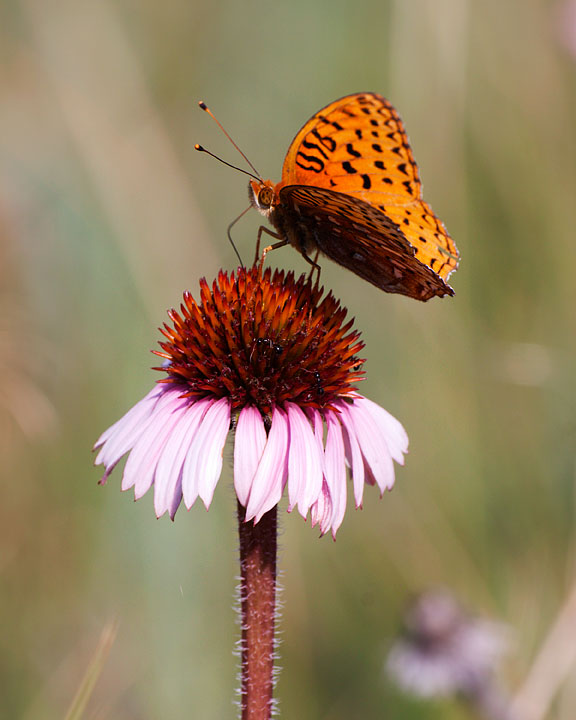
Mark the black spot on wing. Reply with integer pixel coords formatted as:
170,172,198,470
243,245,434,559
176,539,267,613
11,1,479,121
296,152,325,173
346,143,361,158
302,139,329,160
311,129,336,152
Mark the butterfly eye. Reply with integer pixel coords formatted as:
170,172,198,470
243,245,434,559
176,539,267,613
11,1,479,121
258,186,274,208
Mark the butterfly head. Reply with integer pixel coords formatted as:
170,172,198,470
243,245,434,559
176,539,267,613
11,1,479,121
249,179,277,217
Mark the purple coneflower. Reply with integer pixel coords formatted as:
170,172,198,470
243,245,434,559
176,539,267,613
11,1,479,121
94,264,407,719
94,265,407,538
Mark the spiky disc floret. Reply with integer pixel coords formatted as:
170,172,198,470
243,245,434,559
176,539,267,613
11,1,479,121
155,266,365,416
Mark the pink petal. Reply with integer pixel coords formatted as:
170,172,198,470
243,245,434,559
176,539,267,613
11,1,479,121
324,412,347,537
94,386,163,471
94,386,161,449
245,406,289,523
345,398,396,494
307,407,326,459
234,406,267,506
310,479,333,536
354,396,408,463
181,398,231,509
337,402,365,508
121,391,189,497
286,403,323,517
153,398,211,518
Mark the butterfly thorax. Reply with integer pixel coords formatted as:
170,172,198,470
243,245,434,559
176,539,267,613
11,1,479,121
249,178,302,248
249,178,319,257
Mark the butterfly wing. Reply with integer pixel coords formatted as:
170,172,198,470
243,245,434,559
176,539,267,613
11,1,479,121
277,185,454,301
277,92,458,285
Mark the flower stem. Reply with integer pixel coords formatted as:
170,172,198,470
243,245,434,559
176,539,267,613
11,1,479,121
237,501,278,720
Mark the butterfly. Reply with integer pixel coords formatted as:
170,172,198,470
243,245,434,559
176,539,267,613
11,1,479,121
247,92,459,301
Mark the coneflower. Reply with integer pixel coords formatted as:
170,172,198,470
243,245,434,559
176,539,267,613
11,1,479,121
94,264,408,719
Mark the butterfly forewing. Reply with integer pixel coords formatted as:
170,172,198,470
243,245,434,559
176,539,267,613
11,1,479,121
281,93,421,200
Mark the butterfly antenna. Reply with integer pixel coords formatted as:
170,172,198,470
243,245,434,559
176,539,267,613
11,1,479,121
227,205,252,267
194,145,259,181
198,101,262,180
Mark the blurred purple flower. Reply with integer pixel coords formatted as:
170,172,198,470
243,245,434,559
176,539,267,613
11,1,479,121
557,0,576,59
94,265,408,537
387,589,513,720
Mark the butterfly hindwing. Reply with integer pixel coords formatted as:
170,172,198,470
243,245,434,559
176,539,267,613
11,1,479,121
277,185,454,301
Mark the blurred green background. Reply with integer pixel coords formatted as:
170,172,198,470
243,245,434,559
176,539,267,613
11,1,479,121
2,0,576,718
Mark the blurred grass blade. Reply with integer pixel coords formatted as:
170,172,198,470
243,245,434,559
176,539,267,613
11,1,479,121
510,578,576,720
64,620,119,720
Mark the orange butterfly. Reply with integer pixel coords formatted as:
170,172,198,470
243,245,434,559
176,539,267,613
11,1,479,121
203,93,459,301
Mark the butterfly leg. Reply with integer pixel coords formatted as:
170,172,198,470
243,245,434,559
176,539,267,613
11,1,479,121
255,225,286,263
259,240,290,276
305,249,322,286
